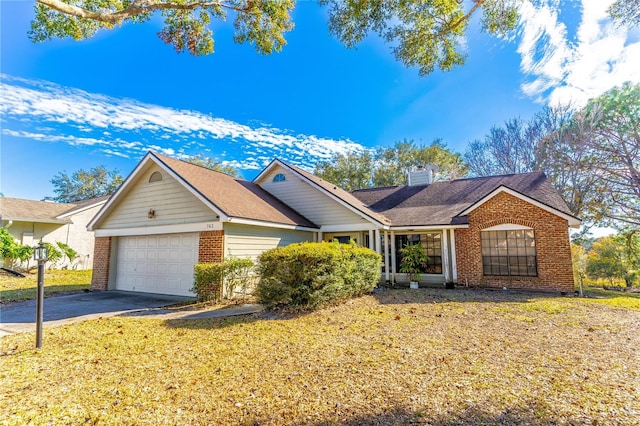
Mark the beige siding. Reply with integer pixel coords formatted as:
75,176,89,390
101,167,218,229
223,223,313,260
260,167,370,226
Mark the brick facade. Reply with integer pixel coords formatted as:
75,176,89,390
91,236,112,291
455,192,575,293
198,230,224,263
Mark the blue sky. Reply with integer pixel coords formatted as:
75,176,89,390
1,1,639,201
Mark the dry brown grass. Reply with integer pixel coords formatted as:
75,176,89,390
1,288,639,425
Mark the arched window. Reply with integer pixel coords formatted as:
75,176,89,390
272,173,286,183
149,171,163,183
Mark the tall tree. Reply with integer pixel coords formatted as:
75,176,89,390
50,165,123,202
314,139,467,191
574,82,640,228
535,105,608,225
185,154,239,177
30,0,521,75
464,105,614,227
313,150,375,191
586,232,639,287
464,117,538,176
586,236,628,286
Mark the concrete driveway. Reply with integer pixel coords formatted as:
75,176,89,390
0,291,192,337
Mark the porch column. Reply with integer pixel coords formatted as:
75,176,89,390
390,231,396,284
317,230,323,242
368,229,375,250
384,230,390,282
442,229,451,282
450,229,458,282
374,229,381,254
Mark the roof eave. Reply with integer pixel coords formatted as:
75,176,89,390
2,217,71,225
457,185,582,227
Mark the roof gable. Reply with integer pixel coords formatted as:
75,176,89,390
458,185,581,227
89,152,317,230
254,159,390,227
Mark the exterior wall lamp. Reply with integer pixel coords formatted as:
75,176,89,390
33,241,49,348
148,209,155,219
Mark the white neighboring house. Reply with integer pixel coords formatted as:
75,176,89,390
0,196,109,269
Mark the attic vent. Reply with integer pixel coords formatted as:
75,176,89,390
149,171,163,183
272,173,286,183
408,165,439,186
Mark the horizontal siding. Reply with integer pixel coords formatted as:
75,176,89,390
101,168,218,229
260,167,369,226
224,223,313,260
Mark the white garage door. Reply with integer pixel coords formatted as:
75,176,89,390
116,233,198,297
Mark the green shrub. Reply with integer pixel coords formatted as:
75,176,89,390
256,241,381,309
193,263,225,302
223,257,256,298
193,258,255,302
0,227,33,269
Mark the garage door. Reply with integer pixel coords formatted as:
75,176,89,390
116,233,198,297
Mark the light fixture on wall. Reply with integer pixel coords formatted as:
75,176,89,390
148,209,156,219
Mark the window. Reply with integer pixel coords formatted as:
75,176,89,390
481,229,537,277
272,173,286,182
149,171,163,183
394,233,442,274
334,236,352,244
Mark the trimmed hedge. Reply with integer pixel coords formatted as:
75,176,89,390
193,258,255,302
256,241,381,309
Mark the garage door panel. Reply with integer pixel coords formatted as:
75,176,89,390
116,233,198,297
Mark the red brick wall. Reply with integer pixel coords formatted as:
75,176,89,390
198,230,224,263
455,192,574,293
91,237,112,291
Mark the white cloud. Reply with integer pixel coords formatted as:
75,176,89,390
516,0,640,107
0,74,365,172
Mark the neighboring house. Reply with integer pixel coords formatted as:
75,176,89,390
0,196,108,269
88,152,581,297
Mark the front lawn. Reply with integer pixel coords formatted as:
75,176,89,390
0,269,92,303
1,288,639,425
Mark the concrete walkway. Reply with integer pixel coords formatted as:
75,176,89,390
0,291,264,337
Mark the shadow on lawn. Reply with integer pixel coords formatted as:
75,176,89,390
306,403,581,426
161,287,559,330
372,286,565,306
162,310,271,330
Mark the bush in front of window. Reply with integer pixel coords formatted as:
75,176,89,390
193,258,255,302
256,241,381,310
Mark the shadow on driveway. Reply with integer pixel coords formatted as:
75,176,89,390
0,291,192,336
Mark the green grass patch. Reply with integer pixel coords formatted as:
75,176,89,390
1,287,639,425
580,286,640,310
0,269,91,303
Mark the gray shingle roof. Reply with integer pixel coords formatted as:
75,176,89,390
153,153,317,228
0,198,74,224
0,196,110,224
351,172,578,226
